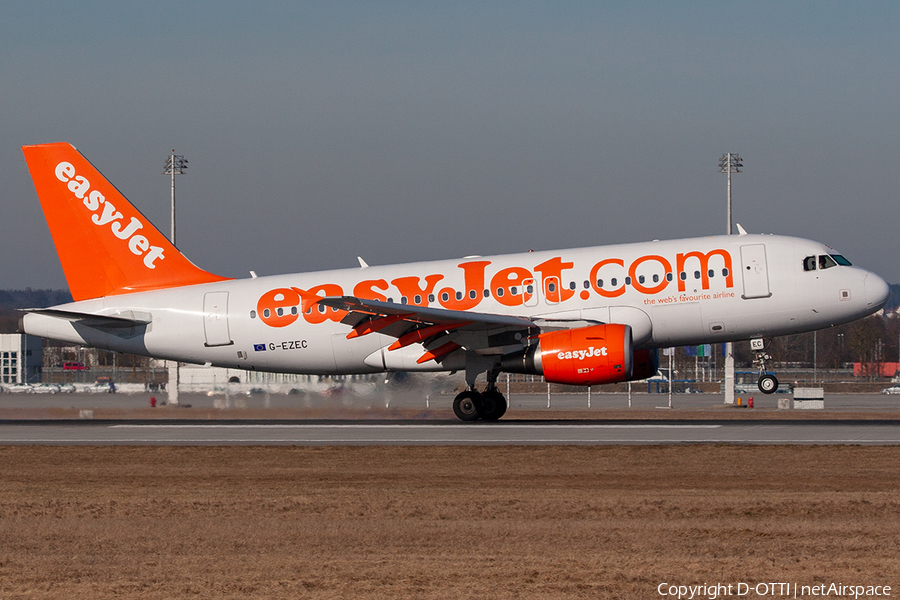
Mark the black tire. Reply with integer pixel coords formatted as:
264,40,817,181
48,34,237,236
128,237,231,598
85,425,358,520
758,374,778,394
479,390,508,421
453,391,482,421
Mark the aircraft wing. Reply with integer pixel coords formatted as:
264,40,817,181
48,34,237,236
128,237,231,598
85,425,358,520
317,296,539,363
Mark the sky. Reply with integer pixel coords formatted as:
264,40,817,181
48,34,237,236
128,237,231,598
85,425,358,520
1,1,899,290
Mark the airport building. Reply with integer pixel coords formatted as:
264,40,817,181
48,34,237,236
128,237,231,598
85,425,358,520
0,334,43,384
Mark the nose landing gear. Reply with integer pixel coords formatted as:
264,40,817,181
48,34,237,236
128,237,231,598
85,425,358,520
751,338,779,394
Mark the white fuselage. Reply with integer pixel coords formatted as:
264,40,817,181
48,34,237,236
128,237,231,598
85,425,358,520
22,233,889,375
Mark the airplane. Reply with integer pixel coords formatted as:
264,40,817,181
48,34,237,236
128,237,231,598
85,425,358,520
19,142,891,421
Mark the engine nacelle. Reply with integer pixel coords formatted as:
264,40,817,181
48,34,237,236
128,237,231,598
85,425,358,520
630,348,660,381
501,324,633,386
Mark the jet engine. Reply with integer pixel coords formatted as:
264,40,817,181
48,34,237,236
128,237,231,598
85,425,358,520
501,323,638,386
630,348,660,381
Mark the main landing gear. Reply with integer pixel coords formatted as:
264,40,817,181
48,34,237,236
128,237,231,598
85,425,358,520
751,338,779,394
452,388,508,421
452,368,508,421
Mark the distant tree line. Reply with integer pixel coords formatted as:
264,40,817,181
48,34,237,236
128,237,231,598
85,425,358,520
0,289,73,334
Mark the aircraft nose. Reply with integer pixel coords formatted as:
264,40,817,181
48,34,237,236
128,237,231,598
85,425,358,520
864,272,891,311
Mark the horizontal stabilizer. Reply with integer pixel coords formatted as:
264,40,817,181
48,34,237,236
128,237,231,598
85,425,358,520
22,308,151,329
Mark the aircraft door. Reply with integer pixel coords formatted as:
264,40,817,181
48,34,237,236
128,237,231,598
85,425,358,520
740,244,771,299
203,291,233,347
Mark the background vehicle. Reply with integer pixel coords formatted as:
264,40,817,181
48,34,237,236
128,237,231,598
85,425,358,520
31,384,61,394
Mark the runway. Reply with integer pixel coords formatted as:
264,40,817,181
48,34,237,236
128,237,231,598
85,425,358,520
3,420,900,445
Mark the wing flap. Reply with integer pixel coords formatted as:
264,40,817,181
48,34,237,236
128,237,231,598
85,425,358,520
317,296,538,364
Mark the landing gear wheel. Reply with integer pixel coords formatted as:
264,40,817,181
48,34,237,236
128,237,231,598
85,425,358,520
453,391,482,421
758,374,778,394
479,390,508,421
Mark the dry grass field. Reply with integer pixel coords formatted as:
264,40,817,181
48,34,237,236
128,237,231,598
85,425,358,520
0,445,898,599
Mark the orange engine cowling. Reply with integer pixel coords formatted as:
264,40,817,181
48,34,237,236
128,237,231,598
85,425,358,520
501,324,633,386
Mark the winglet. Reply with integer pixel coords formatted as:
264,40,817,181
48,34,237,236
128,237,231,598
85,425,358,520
22,143,231,301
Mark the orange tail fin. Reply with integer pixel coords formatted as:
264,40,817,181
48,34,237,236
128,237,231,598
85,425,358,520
22,143,230,301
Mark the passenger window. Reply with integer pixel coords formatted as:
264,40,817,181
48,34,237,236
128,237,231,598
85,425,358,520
652,274,659,283
666,273,673,282
679,272,686,281
568,281,576,290
803,256,817,271
708,269,714,278
496,288,504,297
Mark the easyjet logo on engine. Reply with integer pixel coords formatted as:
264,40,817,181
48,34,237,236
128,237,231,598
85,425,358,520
54,162,165,269
557,347,608,361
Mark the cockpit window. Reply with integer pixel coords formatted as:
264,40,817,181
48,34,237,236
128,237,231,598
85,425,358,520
818,255,838,270
831,254,852,266
804,254,851,272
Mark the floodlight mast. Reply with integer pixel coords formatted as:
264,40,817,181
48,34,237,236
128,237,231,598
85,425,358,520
162,151,187,406
718,153,742,234
718,153,742,405
163,151,188,244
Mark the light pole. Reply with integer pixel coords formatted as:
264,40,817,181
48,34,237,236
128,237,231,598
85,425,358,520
163,151,187,405
163,151,188,244
719,153,742,404
718,153,742,235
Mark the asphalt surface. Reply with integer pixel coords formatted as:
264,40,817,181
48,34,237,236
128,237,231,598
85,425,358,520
2,391,900,445
1,420,900,445
3,390,900,411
